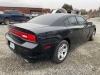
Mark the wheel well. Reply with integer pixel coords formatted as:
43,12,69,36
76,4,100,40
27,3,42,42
4,17,10,19
64,38,71,48
4,17,10,21
94,28,96,31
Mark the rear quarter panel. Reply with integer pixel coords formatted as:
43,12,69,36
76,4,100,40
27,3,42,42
35,26,67,43
34,26,69,53
34,26,77,48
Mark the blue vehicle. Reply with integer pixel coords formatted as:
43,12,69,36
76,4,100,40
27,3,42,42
0,10,30,25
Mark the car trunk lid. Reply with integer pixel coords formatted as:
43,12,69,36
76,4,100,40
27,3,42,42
8,23,39,43
13,23,48,31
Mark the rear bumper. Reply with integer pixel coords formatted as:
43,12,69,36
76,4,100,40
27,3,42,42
5,33,52,60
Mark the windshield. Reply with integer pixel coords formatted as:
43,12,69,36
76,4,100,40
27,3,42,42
28,14,62,25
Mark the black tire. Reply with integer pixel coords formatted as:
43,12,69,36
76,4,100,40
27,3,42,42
0,22,2,24
52,40,69,64
26,17,30,22
89,30,96,41
4,18,10,25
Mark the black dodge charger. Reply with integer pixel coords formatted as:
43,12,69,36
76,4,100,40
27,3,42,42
6,14,96,63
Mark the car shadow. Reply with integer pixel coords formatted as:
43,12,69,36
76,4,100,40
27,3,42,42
0,23,6,25
0,42,87,73
0,39,98,73
0,53,59,73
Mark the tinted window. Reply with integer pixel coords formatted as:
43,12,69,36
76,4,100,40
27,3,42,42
68,17,77,25
76,16,87,25
4,11,11,14
11,11,18,14
4,10,23,15
28,14,62,25
64,19,69,25
11,10,23,15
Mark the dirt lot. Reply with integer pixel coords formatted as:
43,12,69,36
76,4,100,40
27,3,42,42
0,18,100,75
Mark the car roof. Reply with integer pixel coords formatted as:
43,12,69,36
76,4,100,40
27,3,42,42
45,13,79,17
44,14,80,26
28,13,80,26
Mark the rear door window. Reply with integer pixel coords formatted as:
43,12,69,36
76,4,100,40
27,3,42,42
64,19,70,26
4,11,11,14
68,17,78,25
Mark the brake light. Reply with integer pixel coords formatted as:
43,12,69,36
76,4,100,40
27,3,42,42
9,28,36,43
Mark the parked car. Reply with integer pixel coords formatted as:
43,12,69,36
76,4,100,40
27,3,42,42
0,11,4,14
5,14,96,63
31,12,40,18
0,10,30,25
31,14,38,18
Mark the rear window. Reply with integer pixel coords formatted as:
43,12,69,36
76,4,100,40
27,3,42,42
28,14,62,25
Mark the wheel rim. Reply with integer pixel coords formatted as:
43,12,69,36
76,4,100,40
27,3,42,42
58,43,68,60
5,19,10,25
26,18,30,21
92,31,96,38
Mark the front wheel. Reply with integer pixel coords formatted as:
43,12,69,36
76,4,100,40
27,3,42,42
52,40,69,64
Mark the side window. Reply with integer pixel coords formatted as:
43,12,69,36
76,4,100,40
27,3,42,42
64,19,70,25
68,17,77,25
76,16,87,25
11,11,18,15
4,11,11,14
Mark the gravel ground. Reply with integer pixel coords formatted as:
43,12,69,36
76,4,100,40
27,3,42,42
0,18,100,75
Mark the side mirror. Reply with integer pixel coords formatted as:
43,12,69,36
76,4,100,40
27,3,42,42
87,22,93,25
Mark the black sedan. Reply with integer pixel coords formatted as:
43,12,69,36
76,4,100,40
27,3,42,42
6,14,96,63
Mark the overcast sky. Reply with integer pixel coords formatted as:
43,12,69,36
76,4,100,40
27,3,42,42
0,0,100,10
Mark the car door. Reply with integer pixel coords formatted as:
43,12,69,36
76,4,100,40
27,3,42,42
64,16,83,47
11,10,25,22
76,16,90,42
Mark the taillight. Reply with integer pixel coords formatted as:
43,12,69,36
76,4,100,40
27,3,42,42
9,28,36,43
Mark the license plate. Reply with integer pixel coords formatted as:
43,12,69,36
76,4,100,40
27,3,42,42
10,42,15,49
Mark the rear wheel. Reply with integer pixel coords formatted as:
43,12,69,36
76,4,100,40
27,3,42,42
89,30,96,41
52,40,69,64
4,18,10,25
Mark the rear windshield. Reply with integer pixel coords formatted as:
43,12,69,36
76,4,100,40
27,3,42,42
28,14,62,25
